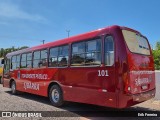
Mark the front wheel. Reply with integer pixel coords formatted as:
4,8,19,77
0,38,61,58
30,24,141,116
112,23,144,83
11,81,17,94
49,85,64,107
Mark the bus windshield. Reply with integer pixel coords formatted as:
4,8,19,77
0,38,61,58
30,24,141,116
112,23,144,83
122,30,150,55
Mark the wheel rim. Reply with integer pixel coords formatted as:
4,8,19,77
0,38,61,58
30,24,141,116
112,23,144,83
51,89,59,103
11,83,16,93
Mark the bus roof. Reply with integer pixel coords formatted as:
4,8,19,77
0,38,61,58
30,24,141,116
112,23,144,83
6,25,140,57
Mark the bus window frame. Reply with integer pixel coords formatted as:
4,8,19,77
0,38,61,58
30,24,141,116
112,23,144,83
11,54,21,70
32,49,48,69
4,57,10,74
48,44,69,68
20,52,33,69
70,37,102,67
104,34,115,67
20,53,27,69
122,29,151,56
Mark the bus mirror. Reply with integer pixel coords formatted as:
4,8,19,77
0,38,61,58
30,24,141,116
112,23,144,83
1,59,4,64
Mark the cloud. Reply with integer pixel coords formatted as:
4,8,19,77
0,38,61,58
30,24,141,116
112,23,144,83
0,2,47,23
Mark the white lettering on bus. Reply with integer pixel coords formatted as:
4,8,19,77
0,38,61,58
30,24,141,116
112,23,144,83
24,82,39,90
131,71,153,86
21,74,48,80
135,77,152,86
98,70,108,76
130,71,154,75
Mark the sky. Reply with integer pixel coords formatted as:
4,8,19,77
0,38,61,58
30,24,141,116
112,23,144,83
0,0,160,49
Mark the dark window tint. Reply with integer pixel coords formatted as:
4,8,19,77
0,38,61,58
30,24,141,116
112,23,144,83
105,36,114,66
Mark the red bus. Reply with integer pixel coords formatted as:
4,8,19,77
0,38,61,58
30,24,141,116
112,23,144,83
2,25,155,108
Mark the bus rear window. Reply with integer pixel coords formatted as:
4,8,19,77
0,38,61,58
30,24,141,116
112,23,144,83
122,30,150,55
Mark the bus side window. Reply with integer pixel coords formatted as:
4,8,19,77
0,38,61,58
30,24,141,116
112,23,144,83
33,51,40,68
86,39,101,65
49,47,58,67
21,54,27,68
71,38,101,66
4,58,10,74
40,50,47,67
58,45,69,67
16,55,20,69
11,56,17,70
27,53,32,68
105,36,114,66
71,42,85,66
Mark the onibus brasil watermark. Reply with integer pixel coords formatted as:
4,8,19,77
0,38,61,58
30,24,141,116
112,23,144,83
1,112,42,118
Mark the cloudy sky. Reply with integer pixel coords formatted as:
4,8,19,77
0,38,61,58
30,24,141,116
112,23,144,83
0,0,160,48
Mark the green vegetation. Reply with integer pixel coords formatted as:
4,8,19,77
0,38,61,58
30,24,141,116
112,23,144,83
0,46,28,58
152,41,160,70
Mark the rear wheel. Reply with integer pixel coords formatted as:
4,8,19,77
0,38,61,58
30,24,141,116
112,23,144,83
11,81,17,94
49,85,64,107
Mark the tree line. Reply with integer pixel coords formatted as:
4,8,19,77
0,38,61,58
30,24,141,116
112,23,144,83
152,42,160,70
0,46,28,58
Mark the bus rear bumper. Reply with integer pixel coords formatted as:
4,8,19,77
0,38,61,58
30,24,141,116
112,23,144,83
132,89,155,102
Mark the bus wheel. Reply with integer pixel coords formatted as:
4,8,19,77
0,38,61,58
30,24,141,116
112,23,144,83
49,85,64,107
11,81,17,94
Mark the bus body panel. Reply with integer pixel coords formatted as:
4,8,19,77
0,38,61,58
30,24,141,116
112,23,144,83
116,28,155,108
128,54,155,94
61,67,116,107
2,25,155,108
14,66,116,107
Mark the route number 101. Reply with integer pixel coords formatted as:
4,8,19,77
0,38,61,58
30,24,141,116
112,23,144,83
98,70,108,76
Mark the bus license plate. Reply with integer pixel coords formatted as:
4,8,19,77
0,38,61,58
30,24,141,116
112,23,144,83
142,85,148,90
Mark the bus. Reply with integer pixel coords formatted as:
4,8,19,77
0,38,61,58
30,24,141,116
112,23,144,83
0,58,4,84
2,25,155,108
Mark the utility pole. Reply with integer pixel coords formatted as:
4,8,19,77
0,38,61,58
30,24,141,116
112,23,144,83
66,30,70,38
41,40,45,44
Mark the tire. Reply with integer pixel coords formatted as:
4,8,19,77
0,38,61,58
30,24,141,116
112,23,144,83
11,81,17,94
49,85,64,107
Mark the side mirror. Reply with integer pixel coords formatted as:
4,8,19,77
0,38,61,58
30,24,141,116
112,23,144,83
1,59,4,64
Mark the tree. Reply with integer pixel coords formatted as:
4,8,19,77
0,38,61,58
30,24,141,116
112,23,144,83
153,41,160,70
0,46,29,58
156,41,160,50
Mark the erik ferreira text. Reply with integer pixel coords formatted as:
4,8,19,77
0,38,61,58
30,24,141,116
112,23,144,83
138,113,157,117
